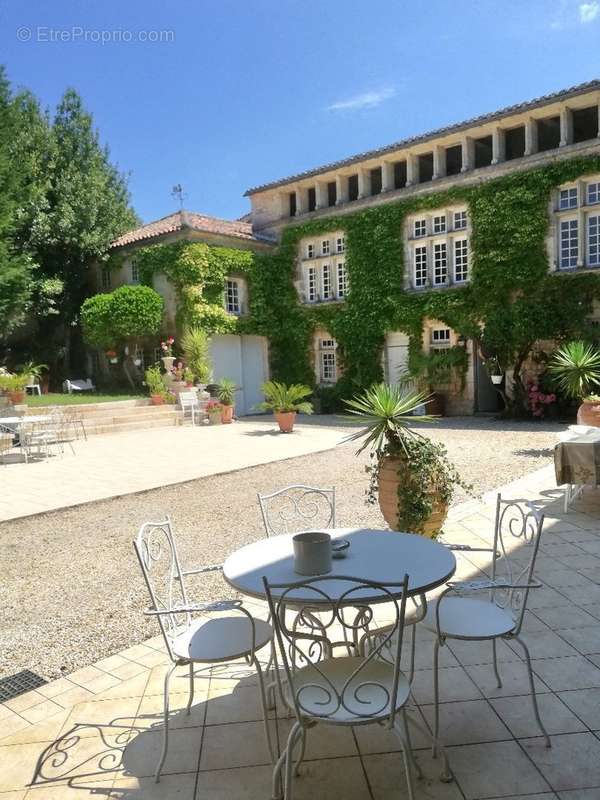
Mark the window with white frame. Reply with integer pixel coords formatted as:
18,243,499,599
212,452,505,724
225,279,241,314
454,239,469,283
433,242,448,285
337,261,348,298
414,246,428,288
336,236,345,253
433,215,446,234
307,266,317,302
453,210,467,230
588,182,600,205
322,239,330,256
101,267,111,291
414,219,427,238
307,243,315,259
560,219,578,268
431,328,451,346
131,262,140,284
559,187,578,210
319,339,337,383
589,215,600,267
322,263,332,299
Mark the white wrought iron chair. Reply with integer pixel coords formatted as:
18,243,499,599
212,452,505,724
420,495,551,755
258,485,336,537
178,391,200,426
19,420,60,461
264,573,447,800
134,518,275,781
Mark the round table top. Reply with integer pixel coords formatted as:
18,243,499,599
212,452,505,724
223,527,456,606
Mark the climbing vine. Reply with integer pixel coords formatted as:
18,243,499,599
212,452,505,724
112,154,600,411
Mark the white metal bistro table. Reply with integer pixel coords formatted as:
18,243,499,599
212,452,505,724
0,415,51,429
223,527,457,606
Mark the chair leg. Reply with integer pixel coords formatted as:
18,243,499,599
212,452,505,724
293,727,306,777
254,656,277,764
409,623,417,685
492,639,502,688
155,663,177,782
513,635,551,747
284,722,302,800
186,662,194,714
432,638,441,758
396,720,416,800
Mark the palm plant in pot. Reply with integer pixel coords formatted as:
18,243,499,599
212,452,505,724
548,341,600,426
216,378,237,424
344,383,471,537
255,381,313,433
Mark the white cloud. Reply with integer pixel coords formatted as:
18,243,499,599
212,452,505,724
327,87,395,112
579,1,599,22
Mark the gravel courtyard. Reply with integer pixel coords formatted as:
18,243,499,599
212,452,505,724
0,416,562,681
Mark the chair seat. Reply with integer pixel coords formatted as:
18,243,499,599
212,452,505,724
171,615,272,663
421,597,516,640
285,656,410,724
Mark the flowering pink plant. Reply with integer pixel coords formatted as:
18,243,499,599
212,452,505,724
527,381,556,418
206,399,223,412
160,336,175,357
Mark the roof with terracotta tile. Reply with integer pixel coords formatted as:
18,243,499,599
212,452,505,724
244,78,600,195
110,210,274,249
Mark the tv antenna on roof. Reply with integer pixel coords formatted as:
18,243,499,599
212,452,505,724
171,184,186,210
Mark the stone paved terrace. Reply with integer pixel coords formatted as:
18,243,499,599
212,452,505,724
2,464,600,799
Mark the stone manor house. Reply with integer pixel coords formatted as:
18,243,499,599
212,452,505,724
101,79,600,415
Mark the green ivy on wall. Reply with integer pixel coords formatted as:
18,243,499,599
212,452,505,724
123,154,600,407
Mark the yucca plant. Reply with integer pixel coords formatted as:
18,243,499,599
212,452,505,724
181,327,212,384
256,381,314,414
548,341,600,399
343,383,470,536
216,377,237,406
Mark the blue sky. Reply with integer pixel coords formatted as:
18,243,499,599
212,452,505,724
1,0,599,223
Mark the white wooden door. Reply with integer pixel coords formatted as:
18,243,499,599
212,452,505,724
383,332,410,385
209,334,268,416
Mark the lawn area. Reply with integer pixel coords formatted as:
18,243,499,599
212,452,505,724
26,392,145,406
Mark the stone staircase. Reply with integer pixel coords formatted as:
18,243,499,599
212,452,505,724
24,399,183,436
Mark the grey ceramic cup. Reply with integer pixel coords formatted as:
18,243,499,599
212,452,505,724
293,531,332,575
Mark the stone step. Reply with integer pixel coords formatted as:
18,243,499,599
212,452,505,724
25,399,152,415
78,408,181,425
84,417,184,436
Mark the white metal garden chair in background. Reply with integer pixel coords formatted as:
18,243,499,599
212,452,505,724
420,494,551,755
178,391,200,426
257,484,336,537
264,573,449,800
133,518,275,782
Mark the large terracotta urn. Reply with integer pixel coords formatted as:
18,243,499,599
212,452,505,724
378,456,448,538
577,399,600,427
221,405,234,424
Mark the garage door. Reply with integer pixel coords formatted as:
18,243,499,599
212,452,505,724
209,335,269,416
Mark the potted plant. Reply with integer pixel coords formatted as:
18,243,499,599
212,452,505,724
548,341,600,426
216,378,237,424
144,365,167,405
206,399,223,425
106,349,119,365
255,381,313,433
160,336,176,372
19,361,48,388
0,374,29,405
181,327,212,388
484,356,504,385
408,348,467,416
183,367,194,387
343,383,471,537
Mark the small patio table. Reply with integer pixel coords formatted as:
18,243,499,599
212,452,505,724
223,527,457,606
554,430,600,511
0,415,51,429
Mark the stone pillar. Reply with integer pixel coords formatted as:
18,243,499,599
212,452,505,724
524,118,538,156
335,174,347,205
560,107,573,147
597,99,600,137
491,127,505,165
315,182,327,210
461,137,474,172
279,192,288,219
296,187,306,215
432,145,446,180
406,154,416,187
381,161,394,192
357,168,369,200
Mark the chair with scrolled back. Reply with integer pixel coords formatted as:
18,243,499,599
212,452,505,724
257,485,336,538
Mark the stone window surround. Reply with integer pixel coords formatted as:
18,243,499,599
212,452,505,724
406,205,470,290
298,231,347,305
552,173,600,272
314,334,338,384
223,274,248,316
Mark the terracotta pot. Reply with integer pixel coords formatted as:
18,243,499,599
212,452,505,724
377,455,449,538
8,391,25,405
275,411,296,433
425,393,445,416
577,400,600,427
150,394,165,406
221,404,234,424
